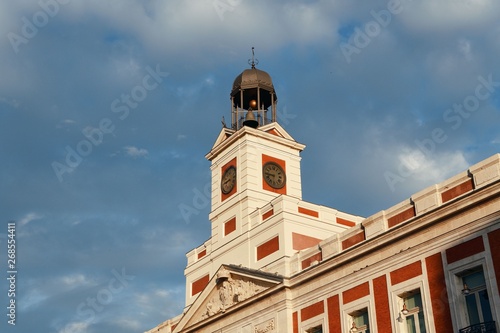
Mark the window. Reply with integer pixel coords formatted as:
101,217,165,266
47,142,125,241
461,269,493,326
350,308,369,333
401,291,426,333
306,325,323,333
448,260,497,332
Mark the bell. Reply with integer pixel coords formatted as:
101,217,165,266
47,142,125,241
243,110,258,128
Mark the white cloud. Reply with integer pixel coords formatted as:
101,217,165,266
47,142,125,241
124,146,149,158
154,289,170,298
458,38,473,61
397,148,468,183
59,273,92,288
281,2,338,43
19,212,43,226
132,286,184,319
400,0,497,33
58,321,90,333
53,0,339,58
111,57,143,80
19,288,49,311
135,289,171,306
56,119,76,129
21,273,95,311
113,317,141,330
167,150,182,159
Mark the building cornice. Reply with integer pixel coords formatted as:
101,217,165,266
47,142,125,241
288,179,500,289
205,123,305,161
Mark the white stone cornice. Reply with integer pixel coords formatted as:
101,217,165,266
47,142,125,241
205,124,305,161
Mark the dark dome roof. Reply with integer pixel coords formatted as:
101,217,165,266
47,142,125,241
231,68,274,96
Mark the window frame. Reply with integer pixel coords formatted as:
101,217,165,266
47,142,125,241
301,316,326,333
390,280,430,333
446,256,497,332
350,308,370,333
342,298,374,333
400,290,426,333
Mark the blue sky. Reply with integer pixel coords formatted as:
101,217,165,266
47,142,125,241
1,0,499,332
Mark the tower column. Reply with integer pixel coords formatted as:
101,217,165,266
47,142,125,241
257,87,261,126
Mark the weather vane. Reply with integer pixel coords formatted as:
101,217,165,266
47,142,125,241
248,47,259,68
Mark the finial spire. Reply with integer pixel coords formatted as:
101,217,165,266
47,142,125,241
248,47,259,68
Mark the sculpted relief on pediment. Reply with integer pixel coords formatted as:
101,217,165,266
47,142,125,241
179,266,282,331
201,267,269,320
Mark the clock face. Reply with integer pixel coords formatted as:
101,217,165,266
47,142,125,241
263,162,286,189
221,166,236,194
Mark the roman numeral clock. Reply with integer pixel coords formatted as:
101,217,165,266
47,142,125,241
263,161,286,189
221,166,236,194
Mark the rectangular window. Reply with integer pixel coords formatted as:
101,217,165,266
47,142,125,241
350,308,370,333
306,326,323,333
401,291,427,333
461,269,493,326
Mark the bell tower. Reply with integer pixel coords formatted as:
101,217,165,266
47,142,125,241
207,52,304,219
230,47,277,130
182,52,363,309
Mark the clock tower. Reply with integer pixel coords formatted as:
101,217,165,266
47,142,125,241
183,56,363,308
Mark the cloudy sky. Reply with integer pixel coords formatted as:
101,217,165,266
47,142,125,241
1,0,499,332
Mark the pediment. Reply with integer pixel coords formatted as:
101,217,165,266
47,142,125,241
207,122,303,161
210,127,236,150
174,265,283,332
209,122,295,151
258,122,294,141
